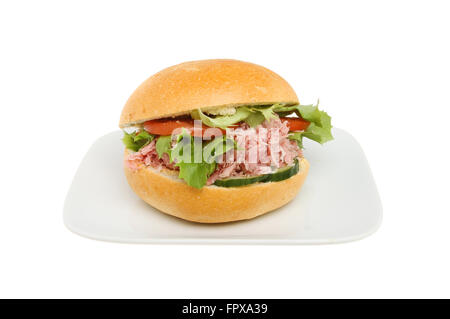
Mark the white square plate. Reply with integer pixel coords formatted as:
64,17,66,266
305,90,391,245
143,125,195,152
64,128,382,244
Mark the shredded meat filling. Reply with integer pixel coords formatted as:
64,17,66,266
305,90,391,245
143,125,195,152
125,118,302,185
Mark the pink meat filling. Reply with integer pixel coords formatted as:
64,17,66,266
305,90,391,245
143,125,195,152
125,118,302,185
125,139,178,172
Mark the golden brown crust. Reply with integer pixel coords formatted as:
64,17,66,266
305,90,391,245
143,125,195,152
119,59,299,127
123,150,310,223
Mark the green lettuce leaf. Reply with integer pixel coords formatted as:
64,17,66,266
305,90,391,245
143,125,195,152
169,129,194,163
176,162,216,189
172,132,216,189
302,111,333,144
242,104,279,127
251,104,280,121
191,104,283,129
122,131,155,152
202,136,237,163
190,108,251,129
288,132,304,149
155,136,172,159
165,130,237,189
274,102,333,145
243,111,265,127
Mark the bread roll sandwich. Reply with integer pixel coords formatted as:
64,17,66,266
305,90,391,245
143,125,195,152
119,59,333,223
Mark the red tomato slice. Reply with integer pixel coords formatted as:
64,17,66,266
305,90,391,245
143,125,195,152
281,117,310,131
144,117,309,137
143,119,225,138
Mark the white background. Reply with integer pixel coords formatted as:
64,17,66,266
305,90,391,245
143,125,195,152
1,0,449,298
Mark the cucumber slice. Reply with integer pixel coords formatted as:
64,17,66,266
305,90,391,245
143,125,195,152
269,159,299,182
213,174,268,187
213,159,300,187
